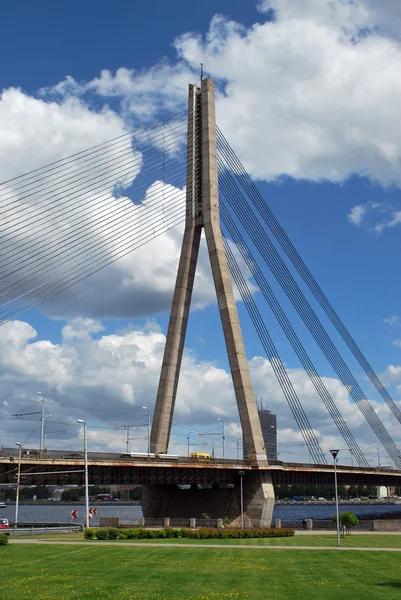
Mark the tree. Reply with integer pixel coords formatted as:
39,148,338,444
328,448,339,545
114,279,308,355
333,511,358,535
61,488,84,501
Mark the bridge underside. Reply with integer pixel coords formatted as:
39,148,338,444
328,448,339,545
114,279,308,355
142,471,274,527
1,460,400,488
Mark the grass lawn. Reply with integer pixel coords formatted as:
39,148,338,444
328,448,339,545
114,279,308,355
1,544,401,599
15,532,401,548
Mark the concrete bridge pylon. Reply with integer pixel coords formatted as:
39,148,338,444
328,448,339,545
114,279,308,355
147,78,274,527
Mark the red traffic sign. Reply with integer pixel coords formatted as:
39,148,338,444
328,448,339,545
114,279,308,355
89,507,97,515
88,513,93,519
71,509,78,519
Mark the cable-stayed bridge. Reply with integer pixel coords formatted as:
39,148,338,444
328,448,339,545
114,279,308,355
1,78,400,526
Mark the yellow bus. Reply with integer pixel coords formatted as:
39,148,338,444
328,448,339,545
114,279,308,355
190,452,212,462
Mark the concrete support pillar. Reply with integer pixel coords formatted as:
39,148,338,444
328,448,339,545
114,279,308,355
164,518,170,528
139,517,145,528
190,518,196,529
242,471,275,528
201,77,266,461
150,85,202,454
306,518,313,531
217,518,223,529
274,519,281,529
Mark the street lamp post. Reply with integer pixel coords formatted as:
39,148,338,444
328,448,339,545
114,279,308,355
77,420,89,529
142,407,151,457
238,470,245,530
44,415,52,452
330,449,341,547
187,431,194,459
37,391,45,455
14,442,22,530
217,418,225,460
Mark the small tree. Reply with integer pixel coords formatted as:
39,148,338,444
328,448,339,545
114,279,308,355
332,511,358,536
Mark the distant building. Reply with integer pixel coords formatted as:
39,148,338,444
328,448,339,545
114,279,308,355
243,403,277,461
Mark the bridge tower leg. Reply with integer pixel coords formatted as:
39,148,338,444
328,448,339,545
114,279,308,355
147,78,274,527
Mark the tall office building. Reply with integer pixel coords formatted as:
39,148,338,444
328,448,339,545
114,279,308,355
243,403,277,461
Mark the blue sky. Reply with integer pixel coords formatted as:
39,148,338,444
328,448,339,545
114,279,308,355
0,0,400,464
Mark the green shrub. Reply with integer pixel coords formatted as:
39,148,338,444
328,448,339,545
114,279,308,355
84,528,95,539
95,529,111,540
332,511,359,535
126,529,140,539
91,526,295,541
0,534,9,546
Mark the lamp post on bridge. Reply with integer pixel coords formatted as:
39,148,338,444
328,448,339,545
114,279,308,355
37,391,45,456
43,415,52,452
217,418,225,460
77,419,89,529
142,407,151,458
186,431,194,459
330,449,341,547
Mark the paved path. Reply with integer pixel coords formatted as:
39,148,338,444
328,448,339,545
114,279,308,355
296,530,401,535
9,539,401,551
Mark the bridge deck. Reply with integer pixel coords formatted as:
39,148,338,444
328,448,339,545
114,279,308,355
1,451,400,487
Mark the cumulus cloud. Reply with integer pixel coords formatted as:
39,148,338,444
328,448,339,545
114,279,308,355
1,318,400,464
347,201,401,233
0,88,219,321
43,0,401,186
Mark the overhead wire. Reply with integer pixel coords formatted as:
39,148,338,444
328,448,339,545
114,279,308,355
0,160,190,300
216,126,401,428
0,156,195,313
222,232,327,464
0,108,187,189
0,128,188,239
0,209,185,326
217,154,401,469
0,117,201,324
220,202,368,467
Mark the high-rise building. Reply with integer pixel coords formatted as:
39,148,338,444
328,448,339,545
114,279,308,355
243,403,277,461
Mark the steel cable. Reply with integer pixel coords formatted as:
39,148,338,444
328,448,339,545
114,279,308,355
221,203,368,467
222,234,327,464
216,127,401,427
217,162,401,468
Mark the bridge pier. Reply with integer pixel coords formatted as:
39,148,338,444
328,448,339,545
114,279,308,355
142,471,275,528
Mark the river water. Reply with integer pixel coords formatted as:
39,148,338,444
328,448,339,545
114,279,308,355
2,502,401,525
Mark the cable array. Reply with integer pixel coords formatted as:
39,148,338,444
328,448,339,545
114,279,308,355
217,138,401,469
223,233,327,464
0,110,198,325
216,126,401,427
221,204,369,467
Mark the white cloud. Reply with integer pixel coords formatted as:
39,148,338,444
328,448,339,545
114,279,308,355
258,0,401,38
393,340,401,348
347,204,368,226
347,201,401,234
43,1,401,186
1,318,400,465
0,88,219,321
385,315,401,327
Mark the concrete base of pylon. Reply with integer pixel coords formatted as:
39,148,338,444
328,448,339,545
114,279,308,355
141,471,275,528
242,471,275,529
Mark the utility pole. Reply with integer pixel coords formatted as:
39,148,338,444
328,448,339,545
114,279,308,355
122,425,133,453
37,391,45,455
